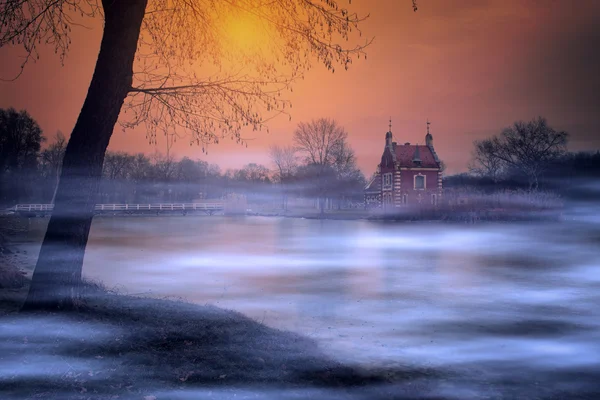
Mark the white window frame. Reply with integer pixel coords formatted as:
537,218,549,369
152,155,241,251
414,174,426,190
382,172,393,189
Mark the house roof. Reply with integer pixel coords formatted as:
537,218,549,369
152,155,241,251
364,175,380,193
395,144,439,168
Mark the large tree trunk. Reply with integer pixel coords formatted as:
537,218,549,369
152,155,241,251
22,0,148,311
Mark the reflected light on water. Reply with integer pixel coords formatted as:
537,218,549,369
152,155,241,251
71,208,600,397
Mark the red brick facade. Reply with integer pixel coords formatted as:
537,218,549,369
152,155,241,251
364,126,443,210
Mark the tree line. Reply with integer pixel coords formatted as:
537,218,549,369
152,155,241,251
449,116,600,196
1,108,365,209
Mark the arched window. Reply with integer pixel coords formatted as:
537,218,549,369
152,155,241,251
414,174,425,189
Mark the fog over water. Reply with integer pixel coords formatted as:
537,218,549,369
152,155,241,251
3,204,600,399
77,208,600,392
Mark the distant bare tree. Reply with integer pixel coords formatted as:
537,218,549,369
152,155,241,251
330,140,364,208
269,145,297,210
174,157,205,201
100,152,135,202
151,151,176,183
269,145,297,182
469,139,504,182
295,162,337,210
294,118,348,167
102,152,135,181
331,140,356,176
237,163,271,184
129,153,152,202
293,118,351,214
175,157,204,183
485,117,568,189
41,131,67,203
129,153,152,183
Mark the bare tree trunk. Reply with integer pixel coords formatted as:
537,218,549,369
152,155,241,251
22,0,148,311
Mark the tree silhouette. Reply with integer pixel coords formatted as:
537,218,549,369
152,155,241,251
40,131,67,203
293,118,354,214
475,117,568,189
469,139,504,183
0,108,44,204
269,145,298,211
1,0,419,309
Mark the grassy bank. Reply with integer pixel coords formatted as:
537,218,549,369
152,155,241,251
1,281,447,400
0,216,36,291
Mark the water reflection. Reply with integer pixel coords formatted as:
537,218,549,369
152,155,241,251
81,214,600,396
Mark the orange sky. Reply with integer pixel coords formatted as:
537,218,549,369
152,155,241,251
1,0,599,175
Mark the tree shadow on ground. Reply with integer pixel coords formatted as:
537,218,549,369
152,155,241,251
1,283,450,400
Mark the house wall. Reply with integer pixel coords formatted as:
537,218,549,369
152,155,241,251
398,169,441,206
364,169,382,209
379,164,395,210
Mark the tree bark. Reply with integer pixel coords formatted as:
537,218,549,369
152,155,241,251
22,0,148,311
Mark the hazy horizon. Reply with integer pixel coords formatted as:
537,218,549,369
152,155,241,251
1,0,599,176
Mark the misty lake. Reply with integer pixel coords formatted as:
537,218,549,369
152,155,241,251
75,213,600,397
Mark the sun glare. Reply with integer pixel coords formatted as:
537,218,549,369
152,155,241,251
222,12,270,56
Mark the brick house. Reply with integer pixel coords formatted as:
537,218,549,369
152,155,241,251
364,122,443,210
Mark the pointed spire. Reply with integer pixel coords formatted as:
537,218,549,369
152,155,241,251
425,119,433,147
385,117,392,147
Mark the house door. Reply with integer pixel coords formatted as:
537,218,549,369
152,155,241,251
383,192,393,210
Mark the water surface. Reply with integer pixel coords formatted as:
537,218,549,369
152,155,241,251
81,214,600,397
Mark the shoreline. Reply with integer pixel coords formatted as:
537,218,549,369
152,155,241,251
246,209,564,223
1,282,451,400
2,207,565,224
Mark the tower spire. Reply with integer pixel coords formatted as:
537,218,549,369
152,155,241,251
427,118,430,135
389,117,392,132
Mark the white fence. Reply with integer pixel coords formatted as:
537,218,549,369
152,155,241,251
13,203,225,212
